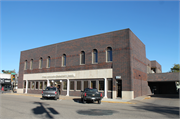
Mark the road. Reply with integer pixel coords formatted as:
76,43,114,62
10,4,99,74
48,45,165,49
0,94,179,119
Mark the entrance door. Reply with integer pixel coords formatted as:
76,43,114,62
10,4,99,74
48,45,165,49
116,80,122,97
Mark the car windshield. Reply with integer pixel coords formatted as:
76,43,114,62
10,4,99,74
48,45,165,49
85,88,98,92
45,87,56,91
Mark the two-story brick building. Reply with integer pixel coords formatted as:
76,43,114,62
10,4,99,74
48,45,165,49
17,28,179,100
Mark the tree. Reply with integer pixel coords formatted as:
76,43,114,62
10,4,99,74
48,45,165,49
2,69,16,74
170,64,180,72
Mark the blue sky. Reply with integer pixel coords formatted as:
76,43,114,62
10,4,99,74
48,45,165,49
0,1,179,73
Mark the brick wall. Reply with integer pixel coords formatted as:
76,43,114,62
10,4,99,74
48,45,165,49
148,72,179,81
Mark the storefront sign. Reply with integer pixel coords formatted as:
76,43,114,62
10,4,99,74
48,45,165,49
5,80,10,82
116,76,121,79
42,74,75,78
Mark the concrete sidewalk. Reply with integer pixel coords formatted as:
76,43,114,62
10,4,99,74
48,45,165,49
2,91,150,104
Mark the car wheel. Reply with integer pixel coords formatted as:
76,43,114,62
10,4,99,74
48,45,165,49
42,96,45,100
54,96,57,100
83,99,86,104
98,100,101,104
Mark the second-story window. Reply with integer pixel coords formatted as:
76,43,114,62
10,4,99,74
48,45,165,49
24,60,27,70
106,47,112,62
62,54,66,67
30,59,33,70
80,51,85,65
47,56,51,68
39,57,43,69
92,49,98,64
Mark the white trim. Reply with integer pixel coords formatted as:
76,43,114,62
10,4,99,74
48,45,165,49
66,79,69,96
104,78,107,98
25,80,28,94
23,69,112,80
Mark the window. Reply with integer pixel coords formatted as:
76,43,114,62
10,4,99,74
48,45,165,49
50,81,53,86
44,82,47,90
47,56,51,68
106,47,112,62
108,80,112,91
31,81,34,89
39,57,43,69
28,82,30,89
62,54,66,66
63,80,67,90
36,82,39,89
84,81,88,89
99,81,104,90
80,51,85,65
70,81,74,90
40,82,43,89
91,81,96,89
77,81,81,90
24,60,27,70
30,59,33,70
92,49,98,64
24,81,26,88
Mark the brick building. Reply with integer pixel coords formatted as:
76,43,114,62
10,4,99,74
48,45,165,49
17,28,179,100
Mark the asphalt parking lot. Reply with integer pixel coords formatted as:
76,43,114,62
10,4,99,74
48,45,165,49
0,93,179,119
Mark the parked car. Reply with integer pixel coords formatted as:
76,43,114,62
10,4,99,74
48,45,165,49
42,87,59,100
81,88,103,104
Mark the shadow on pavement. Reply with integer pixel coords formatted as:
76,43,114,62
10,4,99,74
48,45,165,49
131,101,179,118
73,98,99,104
32,102,60,119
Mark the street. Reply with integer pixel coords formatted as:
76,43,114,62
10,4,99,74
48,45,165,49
0,93,179,119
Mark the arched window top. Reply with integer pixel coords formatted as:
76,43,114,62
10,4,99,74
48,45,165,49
107,47,112,51
93,49,97,53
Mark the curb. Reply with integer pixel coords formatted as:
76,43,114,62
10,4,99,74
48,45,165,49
101,100,135,104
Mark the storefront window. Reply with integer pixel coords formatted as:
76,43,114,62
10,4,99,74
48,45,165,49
31,81,34,89
40,82,43,89
70,81,74,90
99,81,104,90
91,81,96,89
28,82,30,89
50,81,53,86
84,81,88,90
36,82,39,89
108,80,112,91
63,80,67,90
24,81,26,88
77,81,81,90
44,82,47,90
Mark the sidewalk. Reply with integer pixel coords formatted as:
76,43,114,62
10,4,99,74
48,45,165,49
2,92,150,104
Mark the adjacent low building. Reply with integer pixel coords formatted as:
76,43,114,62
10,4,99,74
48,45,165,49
17,28,179,100
0,73,11,90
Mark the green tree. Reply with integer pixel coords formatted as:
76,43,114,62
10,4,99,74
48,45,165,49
2,69,16,74
170,64,180,72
